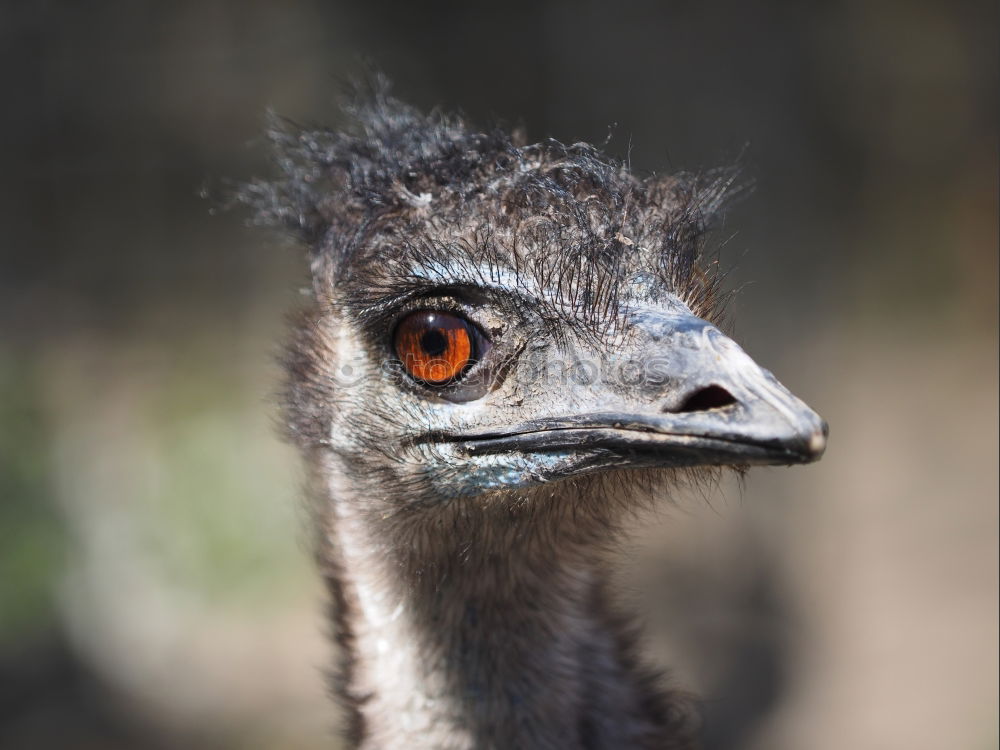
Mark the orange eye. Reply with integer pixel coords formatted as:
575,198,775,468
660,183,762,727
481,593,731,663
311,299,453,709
394,311,482,385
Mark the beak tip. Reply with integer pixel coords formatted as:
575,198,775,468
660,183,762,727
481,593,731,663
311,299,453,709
804,418,829,460
808,430,826,456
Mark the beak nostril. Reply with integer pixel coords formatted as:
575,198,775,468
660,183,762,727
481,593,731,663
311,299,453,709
675,385,738,413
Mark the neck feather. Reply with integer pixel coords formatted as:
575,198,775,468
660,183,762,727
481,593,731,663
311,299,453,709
314,464,699,750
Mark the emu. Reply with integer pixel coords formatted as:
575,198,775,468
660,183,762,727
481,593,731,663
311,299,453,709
240,80,826,750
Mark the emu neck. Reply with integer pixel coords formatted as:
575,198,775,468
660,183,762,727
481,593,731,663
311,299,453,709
321,478,693,749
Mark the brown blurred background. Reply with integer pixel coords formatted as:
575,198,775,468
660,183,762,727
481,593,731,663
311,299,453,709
1,1,997,748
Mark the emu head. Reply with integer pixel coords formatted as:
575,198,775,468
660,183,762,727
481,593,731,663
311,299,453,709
242,82,826,512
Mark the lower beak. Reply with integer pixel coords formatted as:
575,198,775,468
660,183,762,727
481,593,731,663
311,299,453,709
456,410,825,468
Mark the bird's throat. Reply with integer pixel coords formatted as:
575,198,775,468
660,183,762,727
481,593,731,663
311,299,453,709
318,479,690,749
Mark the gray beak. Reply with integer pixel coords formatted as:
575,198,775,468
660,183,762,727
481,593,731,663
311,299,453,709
456,307,827,469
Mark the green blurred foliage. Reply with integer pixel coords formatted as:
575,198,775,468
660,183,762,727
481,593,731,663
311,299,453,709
0,357,66,642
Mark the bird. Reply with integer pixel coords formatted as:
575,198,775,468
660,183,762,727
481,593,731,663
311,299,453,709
238,77,827,750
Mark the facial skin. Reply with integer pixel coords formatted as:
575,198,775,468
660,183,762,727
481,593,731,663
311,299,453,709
298,250,825,506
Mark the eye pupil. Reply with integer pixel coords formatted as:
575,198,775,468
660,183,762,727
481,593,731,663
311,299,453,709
420,329,448,356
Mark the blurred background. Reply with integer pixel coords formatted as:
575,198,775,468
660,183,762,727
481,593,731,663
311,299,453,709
1,1,996,748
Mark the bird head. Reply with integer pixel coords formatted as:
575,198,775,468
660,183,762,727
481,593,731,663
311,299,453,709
243,78,826,510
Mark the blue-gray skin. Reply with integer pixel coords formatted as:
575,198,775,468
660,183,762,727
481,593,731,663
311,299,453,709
242,77,826,750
